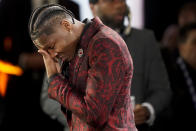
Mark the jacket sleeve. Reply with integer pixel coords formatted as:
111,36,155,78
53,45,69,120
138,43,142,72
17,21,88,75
144,31,172,115
48,38,128,127
40,73,68,126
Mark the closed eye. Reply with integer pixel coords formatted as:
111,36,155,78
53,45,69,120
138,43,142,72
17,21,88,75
46,42,55,50
48,46,54,49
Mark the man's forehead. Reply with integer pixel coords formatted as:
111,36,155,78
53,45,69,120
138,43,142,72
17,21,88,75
33,39,44,49
33,34,49,49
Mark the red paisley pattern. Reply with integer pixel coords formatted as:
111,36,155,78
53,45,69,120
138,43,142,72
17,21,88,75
48,17,137,131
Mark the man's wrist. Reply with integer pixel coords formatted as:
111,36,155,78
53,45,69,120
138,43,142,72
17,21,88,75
48,73,60,83
142,102,155,126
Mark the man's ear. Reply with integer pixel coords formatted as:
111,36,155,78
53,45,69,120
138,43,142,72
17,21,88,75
61,19,71,32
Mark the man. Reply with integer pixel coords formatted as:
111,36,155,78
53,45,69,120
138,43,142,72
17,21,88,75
166,22,196,131
161,2,196,53
161,2,196,83
178,2,196,27
29,4,137,130
89,0,171,130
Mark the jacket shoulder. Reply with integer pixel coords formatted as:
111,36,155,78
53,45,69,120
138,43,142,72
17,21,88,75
131,28,155,38
125,28,157,47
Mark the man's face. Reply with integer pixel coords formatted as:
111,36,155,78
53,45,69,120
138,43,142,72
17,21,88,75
179,29,196,68
179,11,196,27
34,21,77,62
91,0,127,29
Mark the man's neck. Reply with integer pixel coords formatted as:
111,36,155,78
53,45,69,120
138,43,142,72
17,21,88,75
72,20,85,48
74,20,85,41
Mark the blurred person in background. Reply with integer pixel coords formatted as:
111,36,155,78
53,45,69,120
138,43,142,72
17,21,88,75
161,2,196,57
165,22,196,131
89,0,171,131
161,2,196,84
178,2,196,27
161,25,179,52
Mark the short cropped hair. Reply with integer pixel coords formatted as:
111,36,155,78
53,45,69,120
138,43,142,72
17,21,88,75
89,0,98,4
178,22,196,44
28,4,75,41
179,2,196,19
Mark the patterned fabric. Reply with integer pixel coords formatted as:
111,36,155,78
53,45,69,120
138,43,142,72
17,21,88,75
177,57,196,111
48,17,137,131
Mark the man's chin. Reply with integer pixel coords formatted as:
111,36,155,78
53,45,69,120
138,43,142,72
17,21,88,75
106,20,124,30
111,23,124,30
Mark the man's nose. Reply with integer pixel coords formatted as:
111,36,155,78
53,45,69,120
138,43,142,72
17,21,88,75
113,1,126,11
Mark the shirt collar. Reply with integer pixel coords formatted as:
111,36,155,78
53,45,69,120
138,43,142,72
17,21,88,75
77,17,104,51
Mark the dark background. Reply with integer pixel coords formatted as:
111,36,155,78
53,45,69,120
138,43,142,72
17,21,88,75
144,0,196,40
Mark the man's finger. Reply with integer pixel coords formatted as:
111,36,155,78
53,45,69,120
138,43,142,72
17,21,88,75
135,118,146,125
38,49,49,58
135,116,146,122
134,104,142,113
134,111,146,118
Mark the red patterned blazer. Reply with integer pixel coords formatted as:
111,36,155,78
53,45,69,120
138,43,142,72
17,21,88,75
48,17,137,131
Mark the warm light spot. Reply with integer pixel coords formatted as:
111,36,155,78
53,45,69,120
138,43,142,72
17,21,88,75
0,60,23,76
0,60,23,97
4,36,12,52
0,72,8,97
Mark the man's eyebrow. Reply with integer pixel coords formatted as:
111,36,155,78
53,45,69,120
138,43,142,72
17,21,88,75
33,39,49,49
44,40,55,49
34,39,42,48
34,44,42,49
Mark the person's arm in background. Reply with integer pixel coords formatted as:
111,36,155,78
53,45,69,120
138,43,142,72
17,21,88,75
18,53,44,70
134,30,172,126
40,73,68,127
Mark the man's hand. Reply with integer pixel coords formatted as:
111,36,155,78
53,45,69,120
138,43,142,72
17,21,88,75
38,49,60,78
134,104,150,125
